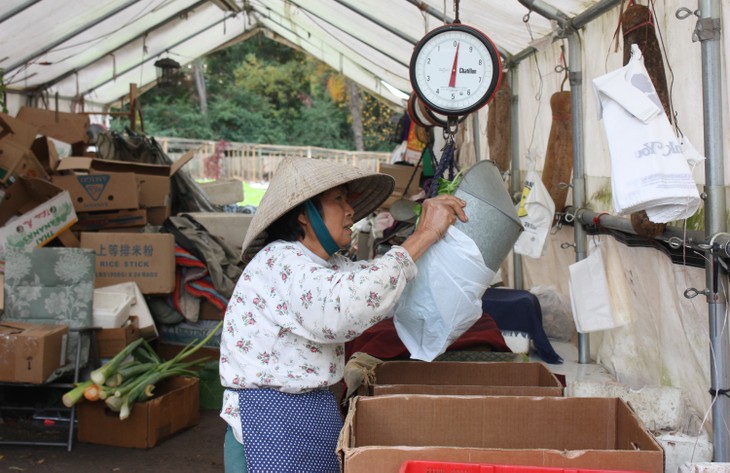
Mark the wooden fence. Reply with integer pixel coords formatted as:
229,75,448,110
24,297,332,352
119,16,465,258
156,137,391,182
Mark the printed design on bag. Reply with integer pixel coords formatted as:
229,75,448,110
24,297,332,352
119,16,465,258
629,74,663,114
77,174,110,201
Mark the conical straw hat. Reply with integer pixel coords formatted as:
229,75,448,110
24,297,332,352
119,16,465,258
240,157,394,265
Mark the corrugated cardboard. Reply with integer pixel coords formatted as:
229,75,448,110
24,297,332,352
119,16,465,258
338,395,664,473
77,376,200,448
72,208,147,231
379,163,422,209
0,322,68,383
16,106,89,145
80,232,175,294
54,152,193,224
95,316,141,358
361,361,563,397
0,114,49,184
0,178,77,260
51,169,140,213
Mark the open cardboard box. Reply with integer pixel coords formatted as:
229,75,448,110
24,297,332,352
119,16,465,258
0,113,49,184
77,376,199,448
95,316,142,358
0,177,77,261
55,151,193,224
379,163,422,210
359,361,563,397
338,395,664,473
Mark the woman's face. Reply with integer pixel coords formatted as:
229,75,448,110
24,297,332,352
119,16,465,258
318,186,355,249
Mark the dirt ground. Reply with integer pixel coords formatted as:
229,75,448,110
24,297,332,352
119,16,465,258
0,409,225,472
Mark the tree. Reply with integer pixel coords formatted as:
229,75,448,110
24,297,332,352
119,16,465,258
111,32,400,152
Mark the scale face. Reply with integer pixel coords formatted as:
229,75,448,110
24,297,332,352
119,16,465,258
410,23,502,117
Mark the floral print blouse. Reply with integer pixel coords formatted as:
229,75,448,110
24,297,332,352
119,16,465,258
219,240,416,442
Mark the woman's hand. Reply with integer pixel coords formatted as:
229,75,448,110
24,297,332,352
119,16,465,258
401,195,468,261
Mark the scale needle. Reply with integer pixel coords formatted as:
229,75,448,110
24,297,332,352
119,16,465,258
448,42,460,88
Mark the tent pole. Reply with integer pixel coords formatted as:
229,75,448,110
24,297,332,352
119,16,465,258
698,0,729,461
566,31,590,364
509,68,524,290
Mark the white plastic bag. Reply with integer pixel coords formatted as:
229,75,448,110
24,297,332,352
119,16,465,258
513,166,555,259
592,44,700,222
568,242,630,333
393,226,492,361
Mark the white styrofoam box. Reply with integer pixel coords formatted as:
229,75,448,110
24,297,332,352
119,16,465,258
568,379,687,431
93,291,133,329
658,431,713,473
95,282,158,339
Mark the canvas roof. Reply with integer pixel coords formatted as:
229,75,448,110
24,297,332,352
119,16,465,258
1,0,617,109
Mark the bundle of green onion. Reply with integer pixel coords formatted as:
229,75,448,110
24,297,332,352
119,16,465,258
63,320,222,420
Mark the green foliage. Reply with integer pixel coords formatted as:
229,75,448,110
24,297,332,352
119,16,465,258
110,33,400,151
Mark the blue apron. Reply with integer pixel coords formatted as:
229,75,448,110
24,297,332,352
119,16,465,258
237,388,343,472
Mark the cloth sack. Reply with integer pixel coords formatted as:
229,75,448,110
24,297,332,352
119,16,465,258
513,164,555,259
592,44,700,223
393,226,492,361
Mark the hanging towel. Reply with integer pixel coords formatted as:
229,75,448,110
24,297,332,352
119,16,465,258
592,44,700,223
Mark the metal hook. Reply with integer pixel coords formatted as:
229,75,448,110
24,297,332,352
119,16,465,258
563,211,575,223
666,236,685,250
560,242,576,250
557,181,572,190
675,7,699,20
684,287,708,299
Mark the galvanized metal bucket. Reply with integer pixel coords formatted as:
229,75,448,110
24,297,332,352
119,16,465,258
453,159,523,272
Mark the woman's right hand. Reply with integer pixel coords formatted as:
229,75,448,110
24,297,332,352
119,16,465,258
401,195,468,261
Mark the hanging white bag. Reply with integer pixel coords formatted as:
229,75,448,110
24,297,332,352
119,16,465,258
513,162,555,259
592,44,700,222
568,242,630,333
393,226,492,361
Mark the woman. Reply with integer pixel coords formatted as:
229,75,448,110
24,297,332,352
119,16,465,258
220,156,466,472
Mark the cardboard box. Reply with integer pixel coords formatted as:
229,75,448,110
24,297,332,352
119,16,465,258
95,316,142,358
0,178,77,260
338,395,664,473
199,179,244,205
379,163,422,209
360,361,563,397
52,170,140,213
16,106,90,145
80,232,175,294
0,322,68,383
55,152,193,224
77,376,200,448
72,208,147,231
0,112,39,149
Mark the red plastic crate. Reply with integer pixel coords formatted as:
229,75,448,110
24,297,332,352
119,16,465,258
399,461,649,473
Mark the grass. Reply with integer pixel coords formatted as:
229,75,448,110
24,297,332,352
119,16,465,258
240,181,267,207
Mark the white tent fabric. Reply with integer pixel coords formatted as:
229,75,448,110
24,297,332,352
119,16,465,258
2,0,730,450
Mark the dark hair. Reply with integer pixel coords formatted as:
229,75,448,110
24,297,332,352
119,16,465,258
263,196,323,245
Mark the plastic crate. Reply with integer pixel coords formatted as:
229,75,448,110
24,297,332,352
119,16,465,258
399,461,649,473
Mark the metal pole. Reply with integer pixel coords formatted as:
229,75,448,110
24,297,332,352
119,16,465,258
567,32,590,364
509,68,524,290
697,0,729,461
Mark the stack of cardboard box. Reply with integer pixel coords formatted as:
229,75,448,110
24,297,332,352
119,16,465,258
0,107,185,327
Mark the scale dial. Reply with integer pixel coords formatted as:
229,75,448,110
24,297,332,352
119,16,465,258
410,23,502,117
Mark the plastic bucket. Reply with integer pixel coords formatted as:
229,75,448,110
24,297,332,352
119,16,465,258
453,159,523,272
